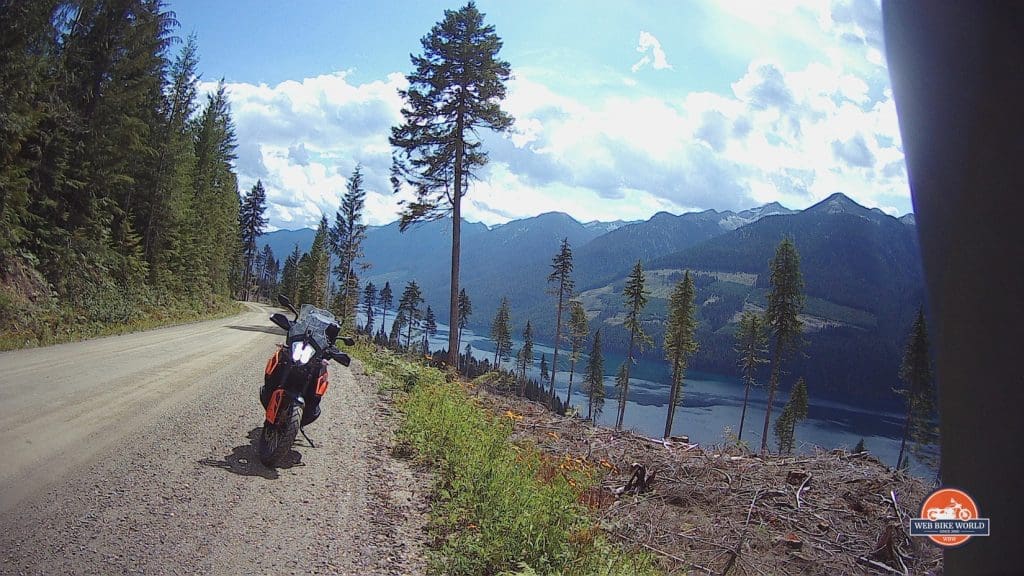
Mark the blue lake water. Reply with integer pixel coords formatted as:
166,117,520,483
363,312,936,478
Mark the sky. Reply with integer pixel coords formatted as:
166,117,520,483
169,0,909,230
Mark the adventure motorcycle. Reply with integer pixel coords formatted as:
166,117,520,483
258,295,352,467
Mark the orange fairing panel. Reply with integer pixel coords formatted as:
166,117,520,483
315,371,329,396
265,350,280,376
266,388,284,424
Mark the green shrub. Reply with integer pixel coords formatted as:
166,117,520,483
354,346,659,576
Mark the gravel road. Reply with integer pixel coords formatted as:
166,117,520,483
0,304,428,575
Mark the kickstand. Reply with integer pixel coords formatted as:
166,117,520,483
300,427,316,448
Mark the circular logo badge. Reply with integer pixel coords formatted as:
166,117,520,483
919,488,979,547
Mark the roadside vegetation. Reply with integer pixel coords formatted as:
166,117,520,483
354,343,658,576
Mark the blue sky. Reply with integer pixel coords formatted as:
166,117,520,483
170,0,909,229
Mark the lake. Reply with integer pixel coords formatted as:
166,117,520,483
364,312,937,478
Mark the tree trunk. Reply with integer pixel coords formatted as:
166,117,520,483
565,360,575,409
760,345,782,454
617,331,636,430
896,402,913,470
664,358,679,439
738,382,751,442
448,114,464,368
550,291,564,409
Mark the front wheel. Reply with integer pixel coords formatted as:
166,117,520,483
257,403,301,467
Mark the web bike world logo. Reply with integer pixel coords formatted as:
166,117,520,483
910,488,990,547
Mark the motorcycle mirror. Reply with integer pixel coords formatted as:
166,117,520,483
269,313,291,331
333,350,351,367
340,336,355,347
325,322,341,342
277,294,299,318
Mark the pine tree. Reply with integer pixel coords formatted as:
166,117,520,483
390,2,514,367
146,34,200,291
663,271,699,439
330,164,368,328
281,244,302,304
256,244,276,301
547,237,574,408
565,299,589,408
190,81,240,297
398,281,424,351
774,377,809,455
238,180,268,300
300,216,330,307
363,281,377,333
423,305,438,353
616,261,652,429
895,308,938,470
734,310,768,443
853,438,867,454
540,353,549,382
378,281,393,335
760,238,805,454
457,288,472,354
517,320,534,394
614,363,630,426
0,0,60,253
585,330,605,421
490,296,512,371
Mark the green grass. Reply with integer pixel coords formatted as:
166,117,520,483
355,344,660,576
0,287,243,351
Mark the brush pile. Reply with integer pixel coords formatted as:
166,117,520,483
473,379,943,575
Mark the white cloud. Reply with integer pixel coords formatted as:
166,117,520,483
205,0,909,230
203,71,411,229
631,31,672,73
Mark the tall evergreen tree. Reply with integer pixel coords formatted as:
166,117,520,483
565,299,589,408
517,320,534,394
330,164,367,328
614,363,630,425
390,2,514,367
423,305,438,353
0,0,61,253
398,280,424,351
362,281,377,333
774,377,809,455
616,260,652,429
299,216,330,307
734,311,768,443
145,34,200,291
190,81,239,297
378,281,393,335
585,330,605,421
895,308,938,470
663,271,699,439
540,353,549,382
457,288,472,354
490,296,512,371
238,180,268,300
255,244,276,301
547,237,574,408
280,244,302,304
760,238,805,453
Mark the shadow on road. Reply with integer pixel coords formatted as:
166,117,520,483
198,428,303,480
225,324,284,335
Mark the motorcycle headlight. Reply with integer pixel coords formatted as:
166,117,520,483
290,341,315,365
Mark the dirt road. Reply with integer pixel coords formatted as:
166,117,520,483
0,304,427,575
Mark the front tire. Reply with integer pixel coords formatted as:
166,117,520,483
257,403,301,467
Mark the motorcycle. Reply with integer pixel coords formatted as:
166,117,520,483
258,294,353,467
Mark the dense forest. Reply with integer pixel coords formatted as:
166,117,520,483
0,1,263,345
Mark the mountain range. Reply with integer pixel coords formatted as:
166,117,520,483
258,194,921,407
